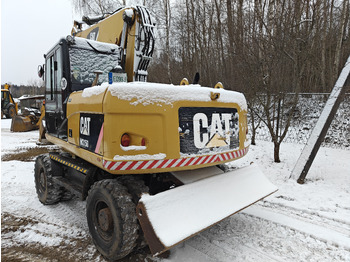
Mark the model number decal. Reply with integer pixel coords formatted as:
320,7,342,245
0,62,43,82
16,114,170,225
80,138,89,148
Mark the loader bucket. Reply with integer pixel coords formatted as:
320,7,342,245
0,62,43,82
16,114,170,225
11,115,39,132
136,163,277,255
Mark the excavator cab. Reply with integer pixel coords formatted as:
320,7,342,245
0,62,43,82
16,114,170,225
40,36,121,139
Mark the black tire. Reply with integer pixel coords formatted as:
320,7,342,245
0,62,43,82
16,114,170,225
119,176,149,204
7,105,16,118
34,154,62,205
86,179,139,261
61,190,73,201
119,176,149,249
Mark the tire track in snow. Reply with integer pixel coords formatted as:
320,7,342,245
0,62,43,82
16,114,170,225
182,231,283,262
1,212,98,261
1,161,88,231
243,206,350,251
176,209,350,262
36,199,89,231
184,234,237,262
259,201,350,235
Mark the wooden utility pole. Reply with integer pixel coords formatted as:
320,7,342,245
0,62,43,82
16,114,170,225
290,56,350,184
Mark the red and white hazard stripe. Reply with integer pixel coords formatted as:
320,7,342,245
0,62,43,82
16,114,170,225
103,147,249,171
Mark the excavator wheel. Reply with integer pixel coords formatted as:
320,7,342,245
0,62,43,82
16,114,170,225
119,176,149,249
119,176,149,206
7,105,16,118
86,179,139,261
61,190,73,201
34,154,63,205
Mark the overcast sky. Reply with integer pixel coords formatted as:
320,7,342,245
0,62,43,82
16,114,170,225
1,0,75,85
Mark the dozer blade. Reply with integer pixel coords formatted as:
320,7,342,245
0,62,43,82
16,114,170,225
10,115,39,132
136,163,277,256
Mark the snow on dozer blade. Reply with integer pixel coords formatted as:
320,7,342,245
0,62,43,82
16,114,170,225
136,163,278,255
10,115,39,132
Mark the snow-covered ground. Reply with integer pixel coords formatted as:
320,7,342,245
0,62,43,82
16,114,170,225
1,118,350,261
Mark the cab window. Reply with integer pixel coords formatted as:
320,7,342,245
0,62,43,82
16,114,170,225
45,47,62,111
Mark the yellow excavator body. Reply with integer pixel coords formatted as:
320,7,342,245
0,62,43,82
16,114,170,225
44,81,277,256
46,82,249,174
33,5,277,260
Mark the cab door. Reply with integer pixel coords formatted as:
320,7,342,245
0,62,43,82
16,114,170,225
45,46,66,139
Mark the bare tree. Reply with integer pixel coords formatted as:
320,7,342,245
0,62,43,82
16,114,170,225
72,0,350,162
333,0,350,83
163,0,172,83
72,0,121,16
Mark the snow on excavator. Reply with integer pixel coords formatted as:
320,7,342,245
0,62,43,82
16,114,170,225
34,5,277,260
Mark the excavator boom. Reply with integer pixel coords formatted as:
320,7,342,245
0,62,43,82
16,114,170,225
72,6,155,82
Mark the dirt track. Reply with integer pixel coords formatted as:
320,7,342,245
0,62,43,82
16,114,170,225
0,140,156,262
1,212,154,262
2,212,95,262
1,153,155,262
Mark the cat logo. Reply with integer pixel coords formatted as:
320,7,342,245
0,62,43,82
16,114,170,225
80,116,91,136
193,113,232,149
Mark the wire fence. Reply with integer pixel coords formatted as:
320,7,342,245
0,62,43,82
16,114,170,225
248,93,350,150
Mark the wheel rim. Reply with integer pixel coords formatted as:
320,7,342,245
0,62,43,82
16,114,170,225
98,207,113,231
95,200,114,241
9,107,15,118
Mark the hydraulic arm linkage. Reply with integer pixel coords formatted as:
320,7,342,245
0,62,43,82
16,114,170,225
72,6,155,82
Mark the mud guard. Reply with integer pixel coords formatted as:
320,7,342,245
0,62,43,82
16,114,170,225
136,163,278,255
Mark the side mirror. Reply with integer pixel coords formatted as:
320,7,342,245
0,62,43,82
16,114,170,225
38,65,44,78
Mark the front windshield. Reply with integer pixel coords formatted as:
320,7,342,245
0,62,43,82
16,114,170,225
2,91,8,101
68,39,121,91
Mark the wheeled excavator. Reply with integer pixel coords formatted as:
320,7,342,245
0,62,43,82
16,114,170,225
34,6,277,261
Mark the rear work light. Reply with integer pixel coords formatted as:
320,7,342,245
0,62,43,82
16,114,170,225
121,133,130,147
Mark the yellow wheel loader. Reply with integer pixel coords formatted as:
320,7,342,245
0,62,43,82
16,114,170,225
1,83,44,132
10,97,44,133
34,6,277,261
1,84,18,119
